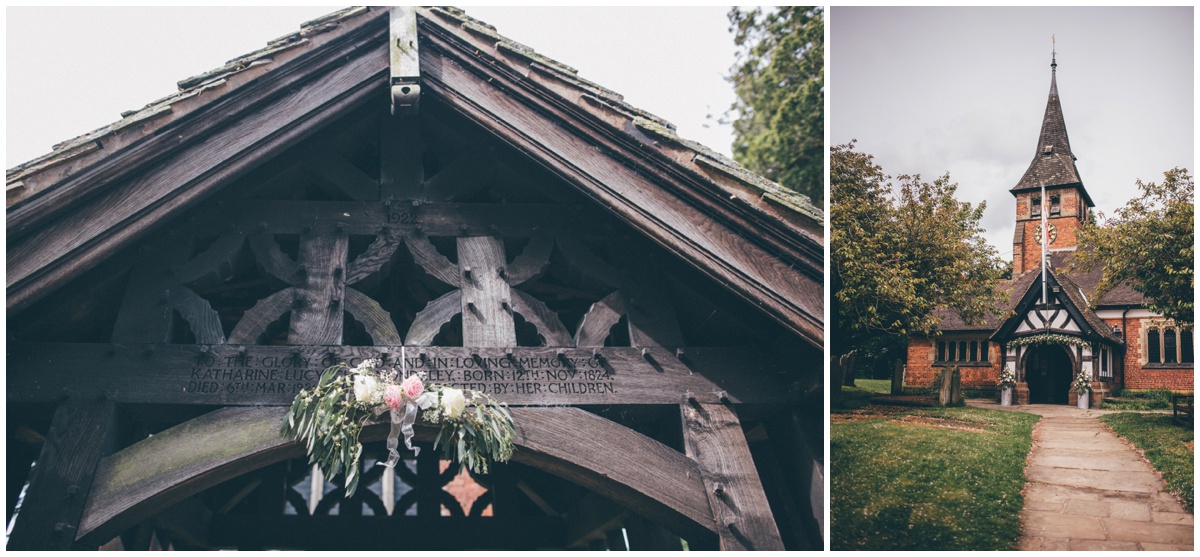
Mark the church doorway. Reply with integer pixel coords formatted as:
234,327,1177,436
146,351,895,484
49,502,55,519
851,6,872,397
1025,345,1073,404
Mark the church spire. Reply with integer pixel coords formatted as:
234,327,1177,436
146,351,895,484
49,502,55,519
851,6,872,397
1011,40,1087,197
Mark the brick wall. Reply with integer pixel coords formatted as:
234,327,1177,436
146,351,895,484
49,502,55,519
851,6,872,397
1119,316,1195,392
905,339,1003,388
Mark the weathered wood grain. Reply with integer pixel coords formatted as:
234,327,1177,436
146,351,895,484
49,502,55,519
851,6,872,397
555,235,624,288
574,291,627,347
379,114,423,200
405,290,461,346
172,231,244,286
625,286,684,348
227,287,295,344
423,151,494,201
510,288,572,346
288,228,348,345
7,399,118,550
7,18,389,315
404,233,461,287
458,236,516,347
7,343,797,406
110,268,176,344
681,402,784,550
169,287,226,345
419,33,822,347
248,232,301,285
344,287,402,345
76,406,715,545
506,234,553,285
312,150,379,201
345,230,402,285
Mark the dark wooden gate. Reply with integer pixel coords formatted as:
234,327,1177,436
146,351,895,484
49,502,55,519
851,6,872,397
7,7,823,551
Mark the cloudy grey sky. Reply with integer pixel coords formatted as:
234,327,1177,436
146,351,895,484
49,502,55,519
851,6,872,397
831,6,1194,259
6,6,738,167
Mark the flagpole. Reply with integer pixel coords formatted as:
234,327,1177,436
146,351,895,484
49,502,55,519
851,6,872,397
1041,183,1047,305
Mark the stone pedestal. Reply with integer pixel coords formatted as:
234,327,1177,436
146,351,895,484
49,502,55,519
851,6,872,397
1016,382,1030,405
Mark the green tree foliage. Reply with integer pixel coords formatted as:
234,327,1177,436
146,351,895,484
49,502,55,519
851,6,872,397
831,143,1006,356
727,7,823,204
1074,168,1194,324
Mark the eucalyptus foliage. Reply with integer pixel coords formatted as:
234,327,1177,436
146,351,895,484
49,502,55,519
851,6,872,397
831,143,1007,356
1074,167,1194,324
283,363,515,497
1005,333,1091,350
727,6,823,203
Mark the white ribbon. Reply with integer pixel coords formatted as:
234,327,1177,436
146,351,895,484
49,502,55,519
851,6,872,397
377,392,437,468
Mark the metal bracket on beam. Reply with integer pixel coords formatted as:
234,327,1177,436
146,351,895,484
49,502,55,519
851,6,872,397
390,6,420,116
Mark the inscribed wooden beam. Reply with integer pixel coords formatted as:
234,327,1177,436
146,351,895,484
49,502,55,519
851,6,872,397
7,399,118,550
8,342,801,406
681,402,784,550
208,515,563,550
76,406,715,546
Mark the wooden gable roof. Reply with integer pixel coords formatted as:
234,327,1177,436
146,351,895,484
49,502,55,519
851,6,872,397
6,6,823,347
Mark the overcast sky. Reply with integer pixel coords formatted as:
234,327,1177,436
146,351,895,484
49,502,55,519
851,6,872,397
831,6,1194,259
6,6,738,168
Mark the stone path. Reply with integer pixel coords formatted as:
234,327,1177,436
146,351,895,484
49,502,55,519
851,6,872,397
971,401,1193,550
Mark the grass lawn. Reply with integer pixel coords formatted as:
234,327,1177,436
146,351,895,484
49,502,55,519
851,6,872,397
853,378,892,393
1098,389,1174,410
831,404,1039,550
1100,412,1194,512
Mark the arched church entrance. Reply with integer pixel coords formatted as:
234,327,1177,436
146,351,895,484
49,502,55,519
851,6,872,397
1025,345,1073,404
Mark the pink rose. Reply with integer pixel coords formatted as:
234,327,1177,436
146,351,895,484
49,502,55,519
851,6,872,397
384,384,404,410
401,375,424,399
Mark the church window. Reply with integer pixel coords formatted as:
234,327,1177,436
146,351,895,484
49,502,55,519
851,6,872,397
1163,328,1177,364
1031,197,1042,216
1183,329,1194,364
935,338,989,364
1049,194,1061,214
1147,328,1161,364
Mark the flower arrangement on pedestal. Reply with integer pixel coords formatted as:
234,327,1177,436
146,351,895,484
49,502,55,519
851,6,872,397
997,366,1017,390
1070,369,1092,395
282,358,515,496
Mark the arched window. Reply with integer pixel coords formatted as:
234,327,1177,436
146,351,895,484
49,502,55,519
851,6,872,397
1147,328,1161,364
937,341,946,362
969,341,978,362
980,341,989,362
1182,329,1194,364
1163,328,1177,364
947,342,957,361
958,341,967,362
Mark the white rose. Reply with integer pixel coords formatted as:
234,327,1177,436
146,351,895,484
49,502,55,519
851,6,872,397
353,374,379,404
441,388,467,419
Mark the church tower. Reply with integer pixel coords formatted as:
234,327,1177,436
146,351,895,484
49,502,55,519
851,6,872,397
1011,49,1096,275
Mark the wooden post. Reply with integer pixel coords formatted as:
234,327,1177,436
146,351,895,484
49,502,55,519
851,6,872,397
6,398,118,550
681,402,784,550
458,236,516,347
289,226,349,345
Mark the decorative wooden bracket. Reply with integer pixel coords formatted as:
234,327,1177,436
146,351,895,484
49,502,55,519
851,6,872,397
390,7,420,115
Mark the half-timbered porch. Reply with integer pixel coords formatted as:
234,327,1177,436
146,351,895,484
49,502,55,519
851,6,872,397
7,7,823,551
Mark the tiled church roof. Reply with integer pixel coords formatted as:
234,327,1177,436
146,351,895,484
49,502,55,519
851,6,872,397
1011,56,1095,208
7,6,822,229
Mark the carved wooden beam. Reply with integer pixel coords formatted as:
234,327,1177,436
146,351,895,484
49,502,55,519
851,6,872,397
75,406,715,546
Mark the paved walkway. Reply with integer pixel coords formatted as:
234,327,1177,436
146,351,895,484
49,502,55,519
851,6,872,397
970,400,1193,551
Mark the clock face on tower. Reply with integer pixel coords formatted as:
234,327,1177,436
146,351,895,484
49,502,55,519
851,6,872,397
1034,222,1058,245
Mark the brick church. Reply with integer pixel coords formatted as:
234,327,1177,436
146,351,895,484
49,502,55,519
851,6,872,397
906,54,1194,405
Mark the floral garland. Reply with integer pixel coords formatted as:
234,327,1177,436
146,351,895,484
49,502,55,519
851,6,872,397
1006,333,1091,350
997,365,1017,389
282,358,515,496
1070,369,1092,394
